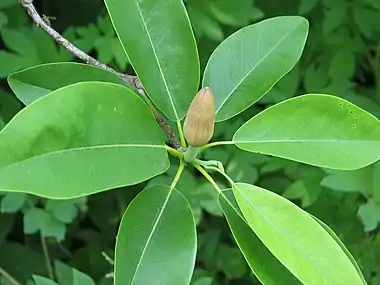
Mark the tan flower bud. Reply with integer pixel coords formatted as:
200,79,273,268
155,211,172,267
184,87,215,147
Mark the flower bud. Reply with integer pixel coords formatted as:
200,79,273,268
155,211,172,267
184,87,215,147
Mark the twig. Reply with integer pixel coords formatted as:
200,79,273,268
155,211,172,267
41,235,54,281
19,0,135,85
0,266,21,285
18,0,182,149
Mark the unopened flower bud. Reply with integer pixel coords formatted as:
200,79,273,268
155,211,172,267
184,87,215,147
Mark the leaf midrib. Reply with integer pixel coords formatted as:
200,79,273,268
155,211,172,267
0,144,166,170
135,1,179,121
129,187,174,285
216,21,303,114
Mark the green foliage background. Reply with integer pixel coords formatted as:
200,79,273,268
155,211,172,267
1,0,380,284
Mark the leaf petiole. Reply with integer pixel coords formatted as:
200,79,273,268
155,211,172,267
170,160,185,189
193,159,224,173
177,121,187,150
193,164,222,193
204,165,235,187
198,141,234,153
165,145,184,159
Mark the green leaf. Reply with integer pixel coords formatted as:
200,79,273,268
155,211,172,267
33,275,59,285
0,242,46,284
323,3,347,34
187,3,224,42
329,48,355,81
1,28,38,58
0,82,169,198
8,62,128,105
54,261,96,285
45,200,79,223
105,0,200,121
226,155,258,184
24,208,46,234
283,180,321,208
0,193,27,213
261,157,296,174
0,90,23,123
203,16,308,122
233,94,380,170
303,63,329,92
353,6,377,37
0,51,39,79
321,168,372,194
233,183,365,285
192,277,213,285
39,213,66,240
209,0,264,26
23,207,66,240
114,185,196,285
0,12,7,28
0,214,14,247
298,0,319,14
215,244,248,278
357,203,380,232
198,182,223,217
218,190,301,285
311,216,367,284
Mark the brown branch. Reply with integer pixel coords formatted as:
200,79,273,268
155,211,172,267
18,0,181,149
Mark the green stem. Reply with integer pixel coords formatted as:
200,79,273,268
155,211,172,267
176,121,187,150
198,141,234,153
193,164,222,193
165,145,183,159
171,160,185,189
184,145,199,163
193,159,224,173
0,266,21,285
41,235,54,281
101,251,115,266
205,166,235,186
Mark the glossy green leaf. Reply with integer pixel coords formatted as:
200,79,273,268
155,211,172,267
233,94,380,170
233,182,365,285
311,216,367,284
7,62,128,105
0,82,169,198
218,190,301,285
105,0,199,121
114,185,196,285
202,16,308,122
